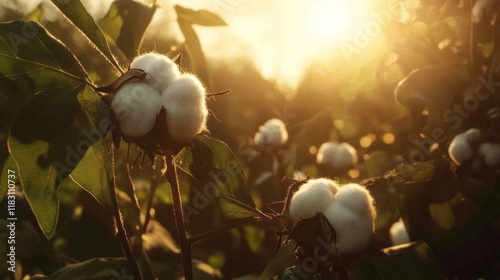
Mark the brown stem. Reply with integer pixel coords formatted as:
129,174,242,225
165,154,193,280
109,148,143,280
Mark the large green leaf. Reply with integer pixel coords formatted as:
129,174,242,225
49,0,123,72
174,6,227,90
178,135,257,228
0,21,98,238
67,137,114,212
99,0,157,60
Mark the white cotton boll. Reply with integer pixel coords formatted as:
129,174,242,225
111,83,162,137
478,142,500,167
323,200,373,255
333,184,375,219
254,118,288,146
161,73,208,143
390,219,410,246
316,142,339,165
464,128,482,144
448,133,473,165
472,0,495,22
317,142,357,172
289,178,339,221
130,53,180,92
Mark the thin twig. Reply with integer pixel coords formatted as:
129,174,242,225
187,217,261,244
109,147,143,280
165,153,193,280
141,174,161,234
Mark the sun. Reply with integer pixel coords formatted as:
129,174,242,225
308,0,352,39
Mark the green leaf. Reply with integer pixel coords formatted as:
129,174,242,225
0,21,89,136
175,5,227,26
49,0,123,72
99,0,157,59
175,5,227,90
67,137,114,212
178,135,257,227
0,21,100,238
31,257,133,279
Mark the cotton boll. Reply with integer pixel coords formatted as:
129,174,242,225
334,184,375,220
111,83,162,137
316,142,339,165
472,0,495,22
130,53,180,92
390,219,410,246
464,128,482,144
478,142,500,167
448,133,473,165
289,178,339,221
323,200,373,255
161,73,208,143
254,119,288,146
317,142,357,172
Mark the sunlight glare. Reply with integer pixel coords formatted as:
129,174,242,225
308,0,351,39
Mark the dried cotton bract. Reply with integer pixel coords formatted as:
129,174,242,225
111,83,162,137
161,74,208,144
317,142,358,172
254,119,288,147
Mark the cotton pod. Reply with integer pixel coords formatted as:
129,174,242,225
111,82,162,138
254,119,288,147
289,178,339,222
464,128,482,144
448,132,473,165
390,219,410,246
317,142,358,172
130,52,180,92
322,183,376,255
478,142,500,167
472,0,496,22
161,73,208,143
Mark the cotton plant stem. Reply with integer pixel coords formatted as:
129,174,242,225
165,154,193,280
109,148,143,280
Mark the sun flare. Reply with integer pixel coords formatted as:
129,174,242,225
308,0,352,39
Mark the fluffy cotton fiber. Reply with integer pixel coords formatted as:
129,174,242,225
289,178,339,221
130,52,180,93
111,83,162,137
322,183,376,255
448,131,475,165
161,73,208,143
317,142,358,172
390,219,410,246
254,119,288,146
478,142,500,167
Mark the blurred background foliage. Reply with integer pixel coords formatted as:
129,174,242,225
0,0,499,279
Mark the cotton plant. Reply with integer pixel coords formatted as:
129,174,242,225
317,142,358,175
288,178,376,257
254,118,289,147
107,52,210,158
448,128,500,170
